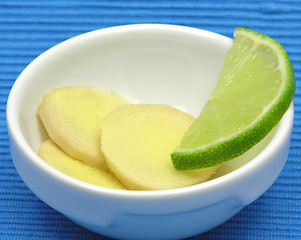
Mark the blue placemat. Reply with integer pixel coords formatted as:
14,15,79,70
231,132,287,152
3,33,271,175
1,1,300,239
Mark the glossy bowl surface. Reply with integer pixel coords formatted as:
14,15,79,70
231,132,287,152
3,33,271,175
6,24,294,240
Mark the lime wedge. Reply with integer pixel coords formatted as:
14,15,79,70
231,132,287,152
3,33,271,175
171,27,295,170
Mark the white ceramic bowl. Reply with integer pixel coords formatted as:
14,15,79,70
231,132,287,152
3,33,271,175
6,24,294,240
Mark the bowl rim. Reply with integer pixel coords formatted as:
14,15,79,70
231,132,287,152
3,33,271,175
6,23,294,199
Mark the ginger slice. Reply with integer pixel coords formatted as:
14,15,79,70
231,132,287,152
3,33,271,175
38,86,128,169
40,139,127,190
101,104,218,190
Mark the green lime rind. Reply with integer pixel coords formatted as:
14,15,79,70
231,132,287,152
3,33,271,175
171,27,295,170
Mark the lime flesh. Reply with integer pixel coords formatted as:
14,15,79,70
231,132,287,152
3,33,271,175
171,27,295,170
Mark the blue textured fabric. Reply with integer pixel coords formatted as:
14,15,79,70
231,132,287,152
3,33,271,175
1,0,301,239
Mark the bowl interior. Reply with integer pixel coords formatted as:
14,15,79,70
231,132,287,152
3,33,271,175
11,25,279,179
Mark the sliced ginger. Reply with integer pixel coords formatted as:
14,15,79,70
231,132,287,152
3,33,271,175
38,86,128,169
38,87,218,191
40,139,127,190
101,104,219,190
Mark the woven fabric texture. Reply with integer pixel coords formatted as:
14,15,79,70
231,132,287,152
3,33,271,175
1,0,300,239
